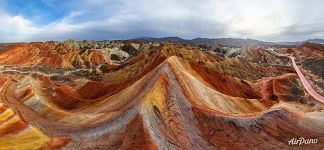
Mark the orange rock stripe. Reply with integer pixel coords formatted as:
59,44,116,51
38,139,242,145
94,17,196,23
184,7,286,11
0,119,28,137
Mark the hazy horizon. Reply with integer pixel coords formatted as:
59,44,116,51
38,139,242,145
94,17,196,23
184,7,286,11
1,36,323,44
1,0,324,42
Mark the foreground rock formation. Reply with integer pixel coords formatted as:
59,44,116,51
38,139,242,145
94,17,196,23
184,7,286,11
0,41,323,149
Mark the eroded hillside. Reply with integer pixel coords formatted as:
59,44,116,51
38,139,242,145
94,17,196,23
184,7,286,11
0,41,323,150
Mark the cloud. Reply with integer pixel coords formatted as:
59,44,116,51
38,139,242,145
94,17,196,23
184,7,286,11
0,11,38,42
0,0,324,42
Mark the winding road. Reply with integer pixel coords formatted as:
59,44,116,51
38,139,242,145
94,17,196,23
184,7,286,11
268,49,324,104
0,66,95,78
290,56,324,103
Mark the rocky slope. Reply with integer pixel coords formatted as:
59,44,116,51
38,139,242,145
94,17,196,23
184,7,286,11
279,43,324,96
0,41,323,149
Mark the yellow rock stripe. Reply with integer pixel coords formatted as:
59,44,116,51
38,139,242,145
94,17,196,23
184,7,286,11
0,126,50,150
0,103,50,150
0,109,14,123
0,115,20,130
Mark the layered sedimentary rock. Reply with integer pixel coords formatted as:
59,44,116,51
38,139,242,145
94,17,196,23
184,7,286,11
0,41,323,149
279,43,324,96
0,102,69,149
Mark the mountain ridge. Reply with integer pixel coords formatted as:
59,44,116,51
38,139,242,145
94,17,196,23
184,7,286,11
0,40,323,149
2,37,324,47
132,37,324,46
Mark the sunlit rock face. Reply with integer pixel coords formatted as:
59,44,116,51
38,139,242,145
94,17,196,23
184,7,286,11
0,41,323,150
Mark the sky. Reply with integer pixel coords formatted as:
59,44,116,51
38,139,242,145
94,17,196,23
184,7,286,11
0,0,323,42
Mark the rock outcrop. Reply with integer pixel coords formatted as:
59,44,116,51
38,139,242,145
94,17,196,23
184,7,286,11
0,41,323,149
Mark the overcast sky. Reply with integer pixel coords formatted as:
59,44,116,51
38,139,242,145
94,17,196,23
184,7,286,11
0,0,323,42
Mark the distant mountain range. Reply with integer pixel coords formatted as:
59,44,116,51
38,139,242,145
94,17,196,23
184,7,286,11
1,37,323,47
305,38,324,44
132,37,324,46
132,37,273,46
